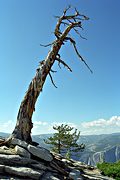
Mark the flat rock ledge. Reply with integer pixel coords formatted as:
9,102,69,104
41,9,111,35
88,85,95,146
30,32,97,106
0,138,114,180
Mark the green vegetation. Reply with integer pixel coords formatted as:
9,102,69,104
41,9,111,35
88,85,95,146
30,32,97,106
44,124,85,158
97,161,120,180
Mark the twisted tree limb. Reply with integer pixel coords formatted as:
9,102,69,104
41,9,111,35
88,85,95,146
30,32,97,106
0,6,92,146
49,72,57,88
65,37,93,73
56,57,72,72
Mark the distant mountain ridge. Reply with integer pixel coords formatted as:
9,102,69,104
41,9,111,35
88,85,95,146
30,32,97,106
0,132,9,138
32,132,120,166
1,132,120,166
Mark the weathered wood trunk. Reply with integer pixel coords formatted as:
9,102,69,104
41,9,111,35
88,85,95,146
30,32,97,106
0,7,90,145
10,16,79,143
11,39,63,143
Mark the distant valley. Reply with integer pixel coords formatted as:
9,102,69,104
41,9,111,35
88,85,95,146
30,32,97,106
1,132,120,166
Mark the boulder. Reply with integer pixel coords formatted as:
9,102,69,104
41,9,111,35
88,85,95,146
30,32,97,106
30,162,47,171
10,138,28,148
62,158,73,166
27,144,53,162
0,146,15,155
0,146,9,150
0,140,115,180
69,169,81,180
51,152,63,160
5,165,44,180
0,164,5,173
14,145,31,158
73,161,85,167
41,172,61,180
0,154,38,166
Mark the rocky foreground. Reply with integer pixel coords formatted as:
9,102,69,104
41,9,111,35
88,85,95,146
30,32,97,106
0,138,114,180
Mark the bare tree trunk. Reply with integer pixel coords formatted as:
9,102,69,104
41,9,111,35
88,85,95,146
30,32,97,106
1,6,92,145
11,40,63,143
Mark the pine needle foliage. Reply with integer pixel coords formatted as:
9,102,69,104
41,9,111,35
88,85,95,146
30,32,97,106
44,124,85,158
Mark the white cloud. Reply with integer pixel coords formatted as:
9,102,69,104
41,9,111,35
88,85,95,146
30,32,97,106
82,119,106,128
80,116,120,135
32,120,49,134
0,120,15,133
33,121,77,135
81,116,120,128
0,116,120,135
33,121,48,126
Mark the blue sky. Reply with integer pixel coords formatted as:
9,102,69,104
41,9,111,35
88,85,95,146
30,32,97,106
0,0,120,135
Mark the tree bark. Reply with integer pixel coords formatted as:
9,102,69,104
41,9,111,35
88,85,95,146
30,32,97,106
1,7,90,145
11,39,63,143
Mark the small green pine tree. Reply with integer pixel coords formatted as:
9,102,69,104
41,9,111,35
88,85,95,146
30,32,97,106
44,124,85,158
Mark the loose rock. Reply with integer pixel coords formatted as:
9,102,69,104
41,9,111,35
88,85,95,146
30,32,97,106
5,165,44,180
10,138,28,148
27,144,53,162
0,146,15,155
0,140,115,180
0,154,38,166
69,169,81,180
15,145,31,158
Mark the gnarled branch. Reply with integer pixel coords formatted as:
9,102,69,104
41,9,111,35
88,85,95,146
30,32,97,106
40,42,55,47
65,37,93,73
50,69,57,73
49,72,57,88
56,58,72,72
54,6,89,39
73,27,87,40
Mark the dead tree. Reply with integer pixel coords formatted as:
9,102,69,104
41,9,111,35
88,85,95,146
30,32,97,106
1,6,92,146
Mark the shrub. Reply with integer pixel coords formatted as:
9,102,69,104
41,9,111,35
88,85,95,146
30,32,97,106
97,161,120,179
